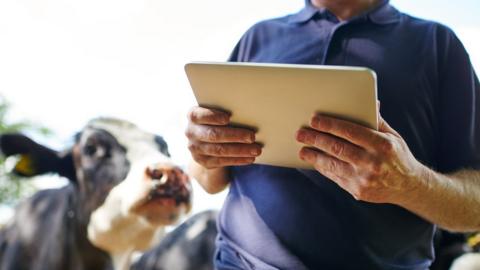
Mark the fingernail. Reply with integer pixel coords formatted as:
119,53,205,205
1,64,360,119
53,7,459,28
221,115,230,124
251,148,260,156
300,151,310,161
300,148,313,161
248,134,255,143
296,130,305,141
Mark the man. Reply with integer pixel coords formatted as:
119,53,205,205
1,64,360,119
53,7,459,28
185,0,480,269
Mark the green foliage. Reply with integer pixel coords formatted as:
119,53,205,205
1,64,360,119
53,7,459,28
0,96,52,205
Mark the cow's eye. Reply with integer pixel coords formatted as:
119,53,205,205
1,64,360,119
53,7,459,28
84,143,107,159
84,144,98,157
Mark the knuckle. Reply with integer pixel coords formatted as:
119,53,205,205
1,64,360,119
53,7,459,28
187,108,198,122
184,127,195,140
369,160,383,174
363,173,375,183
212,144,226,156
206,128,219,142
325,159,338,172
343,126,356,140
312,133,322,146
350,151,364,164
330,141,345,156
363,174,379,188
379,138,395,154
187,142,197,153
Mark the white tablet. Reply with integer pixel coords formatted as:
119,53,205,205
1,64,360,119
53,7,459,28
184,62,378,169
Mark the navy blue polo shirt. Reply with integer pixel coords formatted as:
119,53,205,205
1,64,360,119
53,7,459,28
215,1,480,269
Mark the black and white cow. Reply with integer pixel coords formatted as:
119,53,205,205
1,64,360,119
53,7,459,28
0,118,193,270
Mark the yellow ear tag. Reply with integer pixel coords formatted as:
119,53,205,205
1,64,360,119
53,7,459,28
14,154,36,176
468,233,480,248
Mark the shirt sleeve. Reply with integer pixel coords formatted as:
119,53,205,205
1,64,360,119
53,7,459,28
228,40,241,62
228,25,258,62
228,36,249,62
437,27,480,172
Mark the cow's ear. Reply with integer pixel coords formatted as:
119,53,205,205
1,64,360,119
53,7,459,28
0,133,76,180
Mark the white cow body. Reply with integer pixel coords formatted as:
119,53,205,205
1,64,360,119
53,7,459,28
450,253,480,270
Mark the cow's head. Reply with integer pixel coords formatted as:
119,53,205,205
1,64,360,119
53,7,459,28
0,118,192,255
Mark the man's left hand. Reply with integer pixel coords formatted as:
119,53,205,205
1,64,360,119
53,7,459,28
296,114,426,204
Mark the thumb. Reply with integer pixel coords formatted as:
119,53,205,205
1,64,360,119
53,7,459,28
378,114,400,136
377,100,400,135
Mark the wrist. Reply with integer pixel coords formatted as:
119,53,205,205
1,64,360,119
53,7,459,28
188,162,230,194
391,162,435,208
203,167,231,194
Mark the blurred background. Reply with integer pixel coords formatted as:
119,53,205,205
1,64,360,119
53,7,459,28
0,0,479,223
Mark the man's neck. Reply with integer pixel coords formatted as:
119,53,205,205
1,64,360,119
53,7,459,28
310,0,381,21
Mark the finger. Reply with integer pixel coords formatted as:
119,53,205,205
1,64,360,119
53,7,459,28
299,148,361,200
310,114,384,150
186,124,255,143
296,128,367,165
194,155,256,169
189,142,262,157
188,106,231,125
378,114,400,136
299,147,354,179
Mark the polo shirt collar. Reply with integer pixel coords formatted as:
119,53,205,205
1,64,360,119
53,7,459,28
288,0,400,25
287,1,318,24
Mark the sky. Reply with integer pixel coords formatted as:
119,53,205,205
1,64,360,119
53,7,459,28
0,0,479,220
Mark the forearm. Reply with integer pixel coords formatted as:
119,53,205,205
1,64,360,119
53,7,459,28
398,167,480,232
187,161,230,194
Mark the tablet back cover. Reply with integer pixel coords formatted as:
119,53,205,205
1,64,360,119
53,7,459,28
185,62,377,169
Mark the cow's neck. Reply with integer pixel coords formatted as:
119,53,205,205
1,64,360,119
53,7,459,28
105,224,164,270
67,186,113,269
78,183,112,219
111,248,134,270
88,191,165,270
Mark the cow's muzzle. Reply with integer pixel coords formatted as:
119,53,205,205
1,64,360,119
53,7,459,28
144,164,191,206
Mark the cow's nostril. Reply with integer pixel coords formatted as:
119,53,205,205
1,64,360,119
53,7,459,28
146,167,164,180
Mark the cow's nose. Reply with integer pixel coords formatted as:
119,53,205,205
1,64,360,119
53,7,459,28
145,164,189,187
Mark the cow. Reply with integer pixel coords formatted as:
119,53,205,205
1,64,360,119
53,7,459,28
0,118,193,270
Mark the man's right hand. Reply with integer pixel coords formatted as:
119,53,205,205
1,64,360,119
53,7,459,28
185,106,262,169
